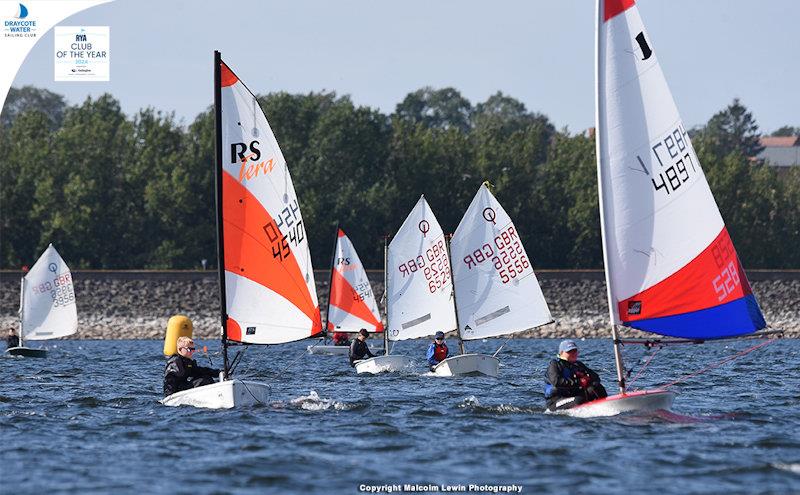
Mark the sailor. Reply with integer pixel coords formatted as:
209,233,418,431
426,331,449,370
544,339,607,411
332,331,351,347
348,329,375,366
6,328,19,349
163,336,220,397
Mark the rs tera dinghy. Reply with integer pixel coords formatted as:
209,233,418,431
161,52,322,408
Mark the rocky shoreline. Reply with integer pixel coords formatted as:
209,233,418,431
1,272,798,339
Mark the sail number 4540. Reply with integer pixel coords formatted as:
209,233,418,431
262,199,305,261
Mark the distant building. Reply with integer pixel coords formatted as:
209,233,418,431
758,136,800,169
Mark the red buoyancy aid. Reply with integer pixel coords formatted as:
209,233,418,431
433,342,448,362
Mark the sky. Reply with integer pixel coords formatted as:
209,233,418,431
10,0,800,133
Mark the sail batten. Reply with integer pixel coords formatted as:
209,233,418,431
450,185,552,341
596,1,765,340
217,55,320,345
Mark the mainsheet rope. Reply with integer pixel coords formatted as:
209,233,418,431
659,338,777,390
627,345,663,390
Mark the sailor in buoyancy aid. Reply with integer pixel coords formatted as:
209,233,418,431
544,340,607,411
163,336,220,397
426,331,449,370
349,329,376,366
332,331,351,347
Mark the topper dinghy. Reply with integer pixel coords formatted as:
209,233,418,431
162,52,321,408
5,244,77,358
435,184,553,377
562,0,769,417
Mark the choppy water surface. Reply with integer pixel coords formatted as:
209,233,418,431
2,338,799,494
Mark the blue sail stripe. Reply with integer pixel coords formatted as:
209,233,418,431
624,294,766,339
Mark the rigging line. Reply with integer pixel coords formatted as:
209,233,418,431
492,337,512,358
627,345,662,390
660,338,777,390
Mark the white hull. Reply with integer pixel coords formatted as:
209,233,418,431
432,353,500,377
307,344,380,356
160,379,269,409
354,355,413,374
553,389,675,418
5,346,47,358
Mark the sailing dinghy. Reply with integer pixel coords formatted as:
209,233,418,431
565,0,770,417
6,244,77,358
308,227,384,356
162,52,321,408
438,184,553,377
355,196,454,374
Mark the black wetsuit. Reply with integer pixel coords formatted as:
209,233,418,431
349,339,375,366
544,358,607,411
163,354,220,397
6,334,19,348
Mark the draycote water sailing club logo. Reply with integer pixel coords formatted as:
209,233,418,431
3,3,37,38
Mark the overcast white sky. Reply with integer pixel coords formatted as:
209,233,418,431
11,0,800,133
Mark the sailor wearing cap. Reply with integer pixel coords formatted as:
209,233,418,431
543,340,607,411
426,331,449,370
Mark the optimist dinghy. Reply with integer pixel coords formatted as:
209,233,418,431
161,52,321,408
564,0,773,418
6,244,78,358
356,196,454,374
435,184,553,377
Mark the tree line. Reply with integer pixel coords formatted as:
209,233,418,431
1,87,798,270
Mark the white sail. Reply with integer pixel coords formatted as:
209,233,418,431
450,184,551,340
21,244,77,340
596,0,764,339
327,228,384,333
387,196,457,341
219,59,321,344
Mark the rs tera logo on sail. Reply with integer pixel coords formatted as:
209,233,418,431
231,141,274,182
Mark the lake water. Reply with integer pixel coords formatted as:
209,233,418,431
2,338,799,494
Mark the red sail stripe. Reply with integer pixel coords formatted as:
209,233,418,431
222,171,319,332
604,0,635,22
220,62,238,87
618,227,754,322
330,268,384,332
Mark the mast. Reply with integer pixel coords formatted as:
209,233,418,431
213,50,230,380
445,234,465,355
18,275,24,348
322,224,340,337
383,235,389,356
594,0,626,394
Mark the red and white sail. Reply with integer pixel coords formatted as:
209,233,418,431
387,196,457,341
596,0,764,339
218,58,321,344
326,228,384,333
450,184,551,340
21,244,78,340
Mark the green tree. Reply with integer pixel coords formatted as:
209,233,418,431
770,126,799,137
41,94,133,267
695,98,764,158
298,97,392,267
0,111,55,267
394,87,473,132
1,86,67,129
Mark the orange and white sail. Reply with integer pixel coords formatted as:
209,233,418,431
326,228,384,333
217,56,320,344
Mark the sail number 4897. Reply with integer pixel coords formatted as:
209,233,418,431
644,124,697,197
